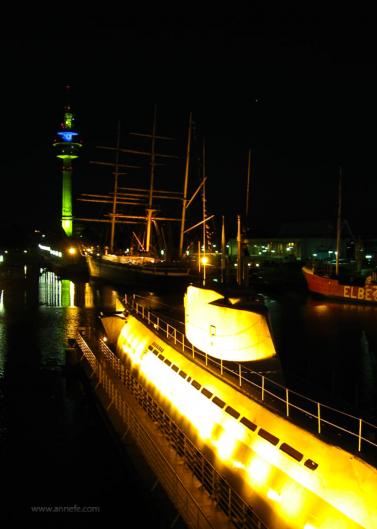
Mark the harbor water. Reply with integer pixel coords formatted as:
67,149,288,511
118,279,377,424
0,265,376,525
0,266,187,527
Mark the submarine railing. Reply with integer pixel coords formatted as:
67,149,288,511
75,330,269,529
129,298,377,466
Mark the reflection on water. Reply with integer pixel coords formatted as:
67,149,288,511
0,266,128,377
265,293,377,421
114,284,377,422
1,266,376,421
0,268,123,425
0,290,5,377
0,268,175,525
38,271,97,309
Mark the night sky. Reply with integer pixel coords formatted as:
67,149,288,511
1,8,376,241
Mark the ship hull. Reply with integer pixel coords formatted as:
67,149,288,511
39,252,88,279
106,309,376,529
302,266,377,304
86,254,191,290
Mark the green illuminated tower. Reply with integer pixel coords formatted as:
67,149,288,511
53,90,82,237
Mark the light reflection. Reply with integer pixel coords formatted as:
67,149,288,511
267,488,281,502
116,313,376,529
279,483,306,517
61,279,72,307
312,304,329,313
246,455,271,485
84,282,94,308
0,289,5,377
38,270,94,309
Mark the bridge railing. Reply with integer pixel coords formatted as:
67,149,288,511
130,299,377,465
76,331,267,529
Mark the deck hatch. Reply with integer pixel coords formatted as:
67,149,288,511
240,417,257,431
212,396,226,408
225,406,240,419
201,388,213,399
304,459,318,470
279,443,303,462
191,380,201,390
258,428,279,445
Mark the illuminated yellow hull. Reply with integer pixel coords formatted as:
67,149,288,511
184,285,277,361
114,314,377,529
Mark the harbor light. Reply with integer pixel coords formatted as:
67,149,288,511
267,488,282,502
201,256,209,286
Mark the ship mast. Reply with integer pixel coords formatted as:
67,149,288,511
221,215,226,284
237,214,242,286
145,105,157,253
245,148,251,222
110,121,121,253
242,149,252,285
202,140,207,257
76,110,182,253
335,167,342,277
179,112,192,256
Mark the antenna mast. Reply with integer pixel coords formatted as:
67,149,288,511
110,121,121,253
335,167,342,276
179,112,192,256
245,148,251,222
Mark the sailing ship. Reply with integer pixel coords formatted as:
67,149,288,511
79,108,214,290
302,171,377,304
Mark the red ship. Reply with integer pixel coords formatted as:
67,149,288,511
302,265,377,304
302,170,377,304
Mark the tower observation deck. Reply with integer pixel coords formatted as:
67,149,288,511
53,90,82,237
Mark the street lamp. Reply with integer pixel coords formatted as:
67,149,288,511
201,256,209,286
